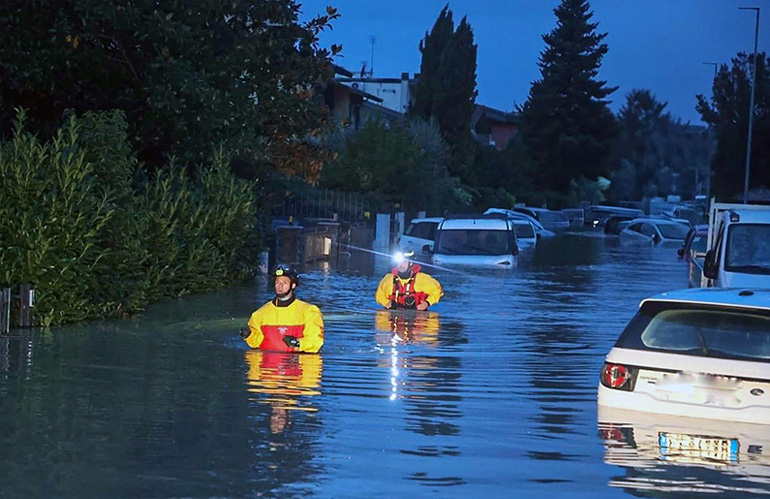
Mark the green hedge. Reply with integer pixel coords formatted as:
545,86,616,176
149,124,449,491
0,110,260,326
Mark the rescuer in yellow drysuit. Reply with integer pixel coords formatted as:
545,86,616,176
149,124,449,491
375,250,443,310
240,264,324,353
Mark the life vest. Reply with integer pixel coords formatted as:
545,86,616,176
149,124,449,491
389,264,428,309
260,324,305,352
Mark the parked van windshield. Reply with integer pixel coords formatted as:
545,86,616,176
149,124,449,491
725,224,770,273
436,230,511,255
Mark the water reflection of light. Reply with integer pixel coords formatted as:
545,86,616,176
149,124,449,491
390,335,399,401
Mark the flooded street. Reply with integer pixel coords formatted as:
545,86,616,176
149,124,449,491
1,233,768,498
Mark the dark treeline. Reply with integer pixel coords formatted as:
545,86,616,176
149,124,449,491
0,0,341,324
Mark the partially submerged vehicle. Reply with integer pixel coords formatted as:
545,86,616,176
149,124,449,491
584,205,645,228
512,206,570,232
398,217,442,255
619,218,689,246
430,214,519,267
511,219,537,249
703,203,770,288
597,288,770,424
677,225,708,288
483,208,556,239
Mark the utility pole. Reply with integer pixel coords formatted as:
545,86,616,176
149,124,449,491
739,7,760,204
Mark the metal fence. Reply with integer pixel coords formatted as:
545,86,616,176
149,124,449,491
272,188,375,223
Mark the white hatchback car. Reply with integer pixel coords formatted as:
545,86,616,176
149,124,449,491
398,217,442,254
597,288,770,424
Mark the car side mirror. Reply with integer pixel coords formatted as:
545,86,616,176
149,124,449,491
536,233,541,241
422,244,432,254
677,247,685,258
703,249,717,279
652,233,661,244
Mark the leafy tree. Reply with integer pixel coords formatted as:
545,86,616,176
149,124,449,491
321,119,457,214
518,0,618,205
697,52,770,201
410,5,478,184
0,0,340,179
608,89,712,202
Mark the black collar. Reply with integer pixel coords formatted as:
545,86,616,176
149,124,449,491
272,294,296,307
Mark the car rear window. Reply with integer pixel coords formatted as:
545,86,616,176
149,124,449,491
615,302,770,363
405,222,436,240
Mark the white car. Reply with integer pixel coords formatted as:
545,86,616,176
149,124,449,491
597,288,770,424
512,206,571,232
619,218,690,246
483,208,556,238
432,214,518,267
512,220,537,249
398,217,442,254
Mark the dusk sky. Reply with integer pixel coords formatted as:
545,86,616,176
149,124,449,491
300,0,768,125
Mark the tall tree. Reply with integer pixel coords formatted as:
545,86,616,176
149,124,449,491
518,0,618,204
410,5,454,120
410,6,478,184
696,52,770,201
608,89,711,201
0,0,340,180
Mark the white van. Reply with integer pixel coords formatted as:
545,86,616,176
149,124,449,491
703,203,770,288
431,214,519,267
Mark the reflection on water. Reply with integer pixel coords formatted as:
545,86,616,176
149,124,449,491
598,408,770,497
1,232,768,497
244,351,323,434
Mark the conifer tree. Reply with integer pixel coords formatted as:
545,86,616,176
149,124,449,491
519,0,618,202
410,6,478,183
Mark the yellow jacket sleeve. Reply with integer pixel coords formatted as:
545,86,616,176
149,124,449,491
298,304,324,353
245,306,266,348
375,274,394,308
415,272,443,306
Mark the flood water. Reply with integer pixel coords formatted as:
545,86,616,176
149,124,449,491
2,233,769,498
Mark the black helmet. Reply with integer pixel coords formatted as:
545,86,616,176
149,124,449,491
271,263,299,285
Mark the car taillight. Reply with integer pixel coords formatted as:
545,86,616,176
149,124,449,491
600,362,636,391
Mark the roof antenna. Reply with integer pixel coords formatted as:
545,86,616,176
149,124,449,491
369,35,376,77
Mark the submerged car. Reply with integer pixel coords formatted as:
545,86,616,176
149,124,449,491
619,218,689,246
597,288,770,424
512,219,537,249
431,214,518,267
399,217,442,254
512,207,570,232
483,208,556,239
678,225,708,288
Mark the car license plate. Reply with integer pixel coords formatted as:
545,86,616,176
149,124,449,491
658,432,739,464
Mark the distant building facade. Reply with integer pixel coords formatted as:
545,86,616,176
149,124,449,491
324,65,406,129
471,104,520,149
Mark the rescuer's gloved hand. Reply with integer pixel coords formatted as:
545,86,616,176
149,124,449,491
283,335,300,348
239,327,252,339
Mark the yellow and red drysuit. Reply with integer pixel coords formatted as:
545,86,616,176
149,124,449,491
375,264,443,309
244,296,324,353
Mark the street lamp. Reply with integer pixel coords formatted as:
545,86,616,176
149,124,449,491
739,7,760,204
